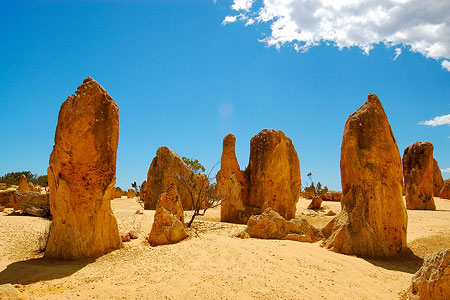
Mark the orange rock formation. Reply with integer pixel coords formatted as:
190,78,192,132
323,94,407,257
45,77,122,259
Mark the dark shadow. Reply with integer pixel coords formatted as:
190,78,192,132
364,248,423,274
0,257,94,285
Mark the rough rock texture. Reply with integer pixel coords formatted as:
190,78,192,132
244,208,321,243
148,207,188,246
218,129,301,224
155,183,184,225
140,181,147,200
440,179,450,200
247,129,301,219
409,248,450,300
323,94,407,257
0,190,49,217
403,141,436,210
45,77,122,259
433,159,444,197
127,189,136,198
320,191,342,202
18,175,29,191
307,197,322,209
114,187,123,199
216,134,251,224
143,146,208,210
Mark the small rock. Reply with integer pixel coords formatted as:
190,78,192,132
326,210,336,216
0,283,20,300
129,231,138,239
307,197,322,209
121,234,131,242
135,210,143,215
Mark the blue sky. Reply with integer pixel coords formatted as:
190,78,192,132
0,0,449,191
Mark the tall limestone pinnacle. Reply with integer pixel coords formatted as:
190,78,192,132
323,93,407,257
45,77,122,259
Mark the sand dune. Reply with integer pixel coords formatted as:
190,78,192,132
1,197,450,299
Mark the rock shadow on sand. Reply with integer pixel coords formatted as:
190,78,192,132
0,257,93,285
364,248,424,274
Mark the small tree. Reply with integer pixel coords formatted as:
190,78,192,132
175,159,229,228
303,172,327,199
131,181,145,208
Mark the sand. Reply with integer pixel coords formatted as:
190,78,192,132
1,197,450,299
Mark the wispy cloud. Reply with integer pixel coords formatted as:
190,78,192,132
223,0,450,70
222,15,237,25
419,114,450,126
441,168,450,173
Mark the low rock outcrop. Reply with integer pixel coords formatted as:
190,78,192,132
148,207,188,246
409,248,450,300
0,190,49,217
45,77,122,259
18,175,30,191
323,94,407,257
155,183,184,224
243,208,321,242
320,191,342,202
440,179,450,200
218,129,301,224
114,187,123,199
143,146,208,210
403,141,436,210
307,197,322,209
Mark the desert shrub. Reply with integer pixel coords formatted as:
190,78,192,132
0,171,48,187
303,172,328,199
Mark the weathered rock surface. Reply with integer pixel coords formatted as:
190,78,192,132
140,181,147,200
18,175,30,191
307,197,322,209
155,183,184,225
148,207,188,246
323,94,407,257
114,187,123,199
218,129,301,224
127,189,136,198
433,159,444,197
403,141,436,210
143,146,208,210
0,190,49,217
244,208,321,243
45,77,122,259
320,191,342,202
216,134,251,224
440,179,450,200
409,248,450,300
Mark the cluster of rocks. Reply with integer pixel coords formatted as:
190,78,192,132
216,129,301,224
18,174,41,192
0,190,49,217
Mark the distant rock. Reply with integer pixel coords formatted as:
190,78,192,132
440,179,450,200
0,190,49,217
409,248,450,300
320,191,342,202
114,187,123,199
433,159,444,197
307,197,322,209
244,208,321,243
323,94,407,257
18,175,29,191
45,77,122,259
403,141,436,210
127,189,136,198
148,207,188,246
143,146,208,210
217,129,301,224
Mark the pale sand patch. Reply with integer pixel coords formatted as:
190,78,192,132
0,197,449,299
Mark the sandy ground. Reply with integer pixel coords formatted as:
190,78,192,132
1,197,450,300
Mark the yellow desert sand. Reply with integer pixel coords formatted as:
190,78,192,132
1,196,450,300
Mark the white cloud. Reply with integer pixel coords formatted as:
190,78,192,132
231,0,254,12
441,168,450,173
222,15,238,25
442,60,450,72
225,0,450,70
419,114,450,126
394,47,402,60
